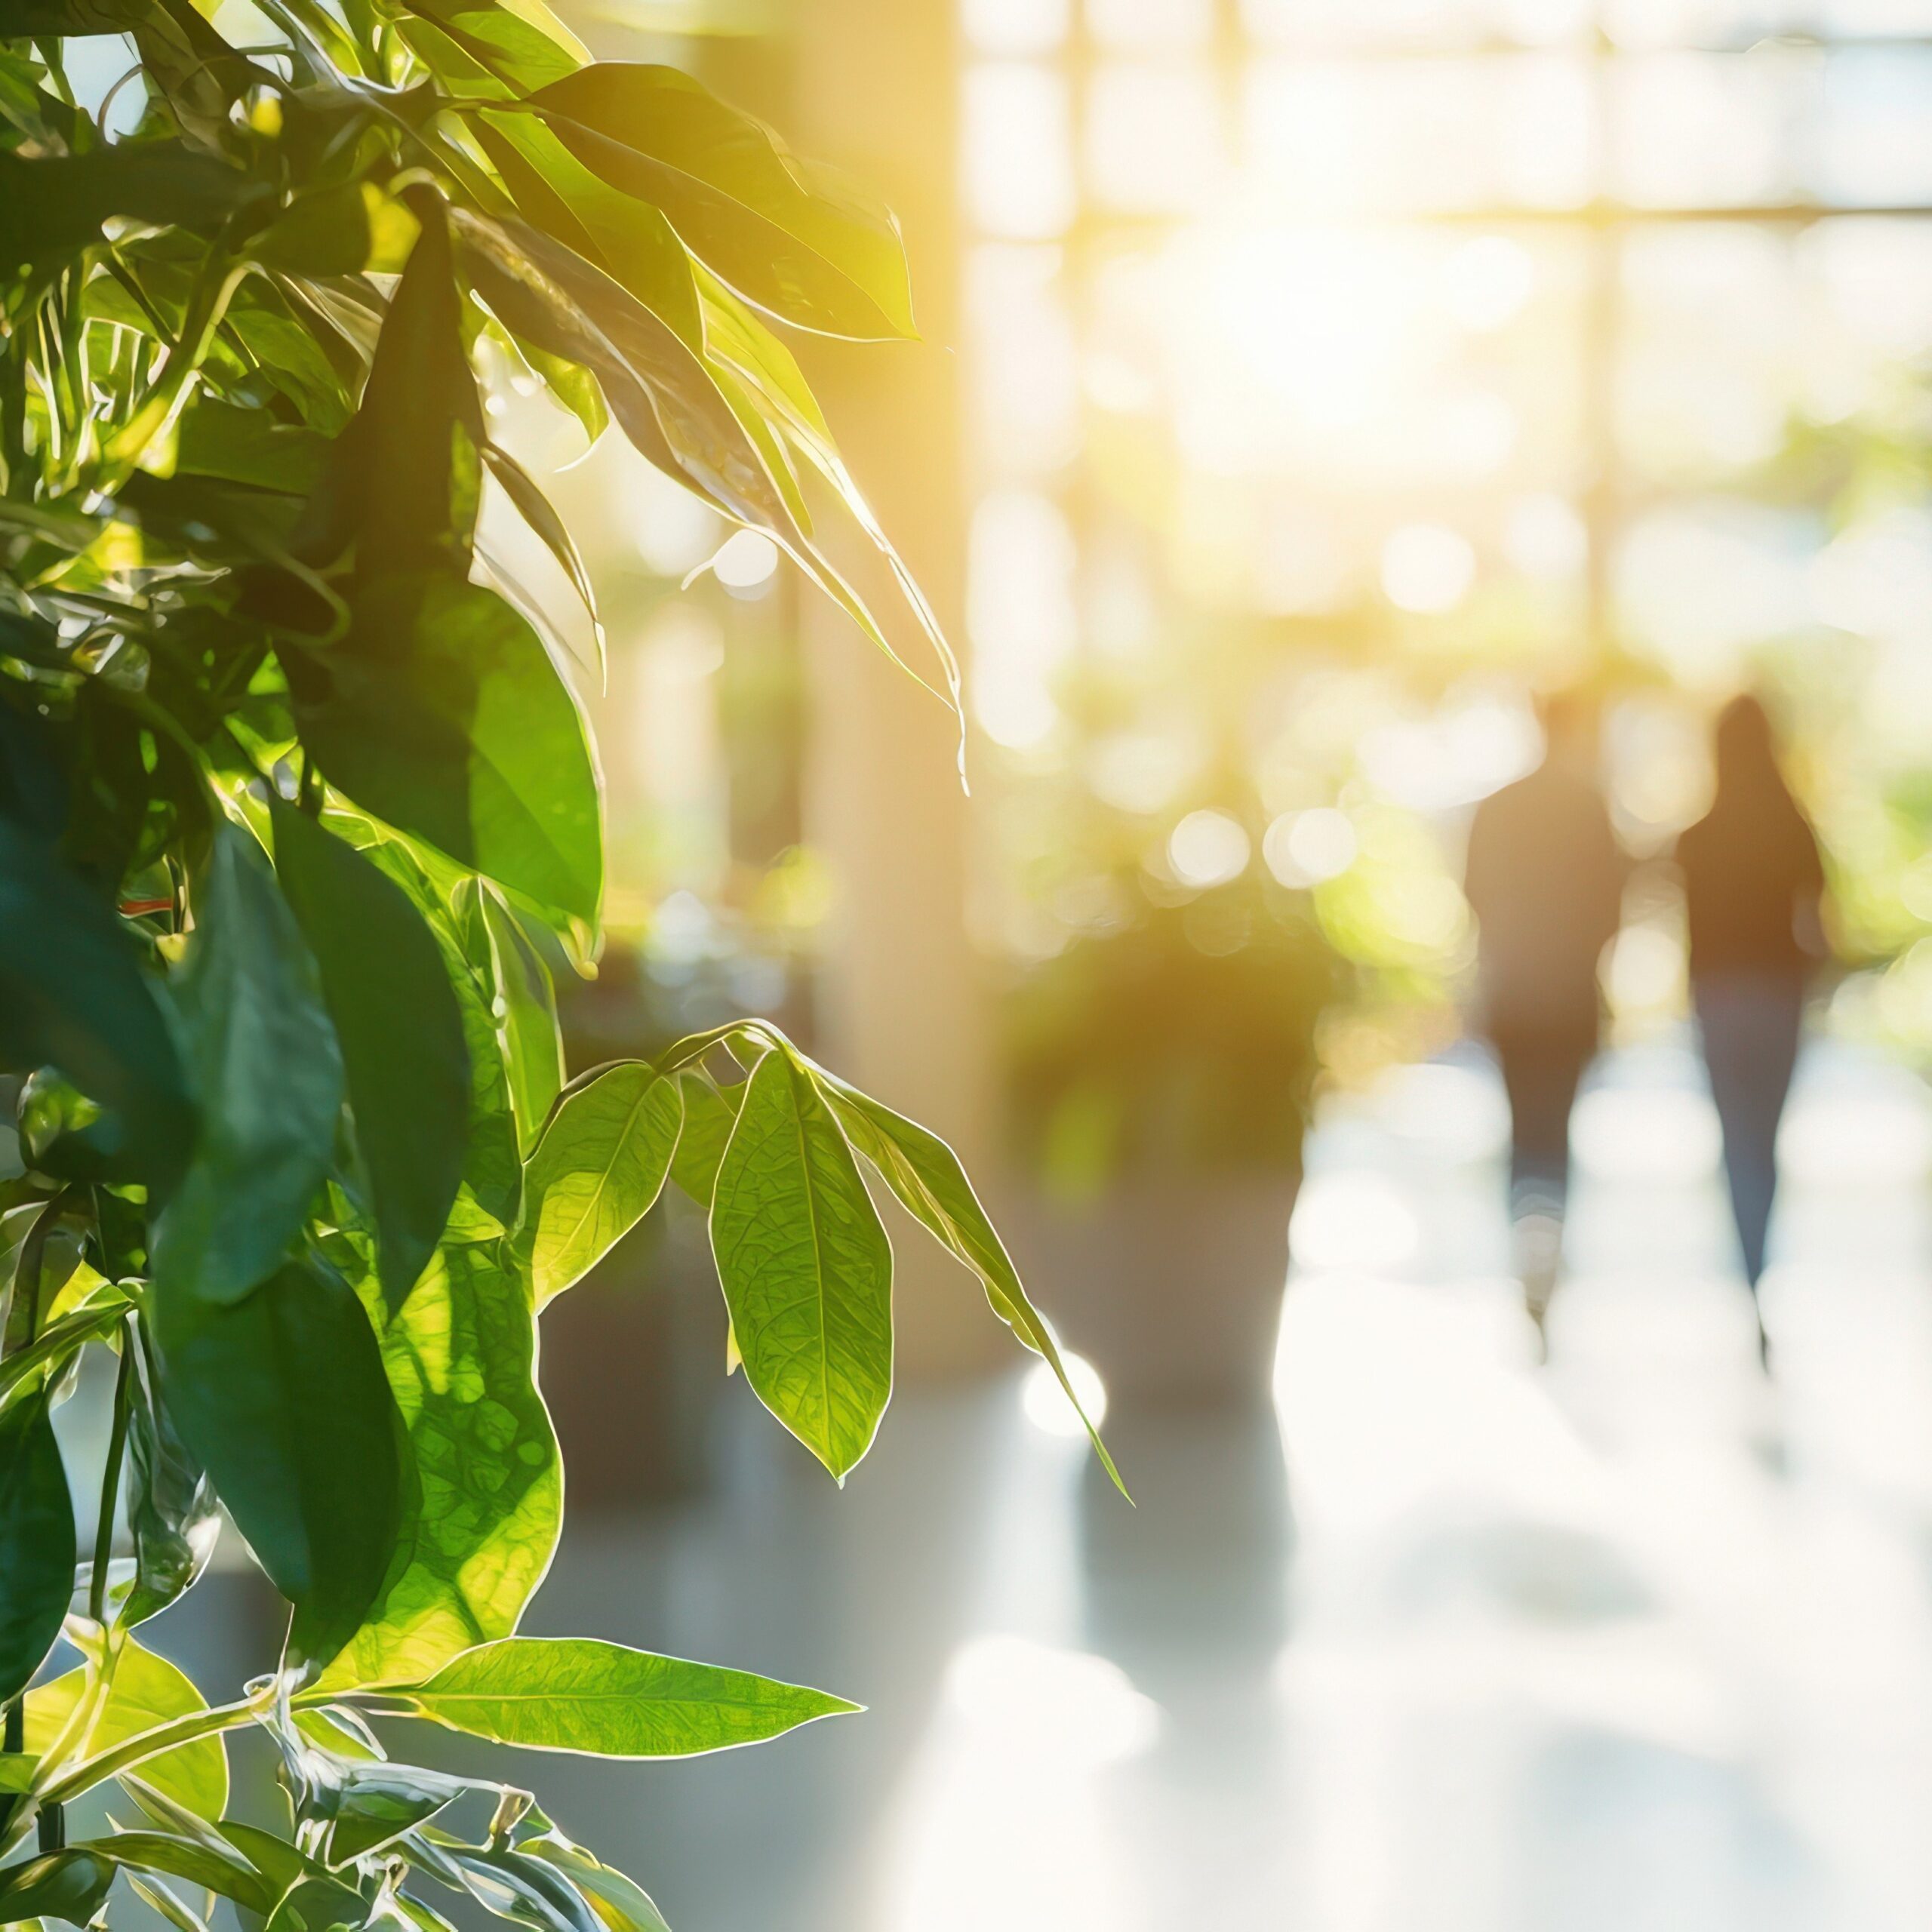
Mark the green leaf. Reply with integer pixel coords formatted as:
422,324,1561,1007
392,1636,858,1756
349,829,521,1233
297,573,603,936
518,1063,681,1306
26,1636,229,1820
397,0,586,95
0,1387,75,1706
123,1325,220,1627
442,1847,599,1932
272,800,469,1312
0,1849,115,1927
0,817,195,1199
482,443,605,678
321,1238,559,1691
264,1872,378,1932
149,1257,406,1669
176,398,329,496
520,1836,670,1932
667,1069,740,1209
460,878,563,1159
152,824,345,1307
306,1758,469,1867
448,207,785,537
334,199,485,580
0,143,262,263
472,109,703,351
72,1832,269,1914
709,1048,893,1479
524,66,915,339
812,1065,1124,1494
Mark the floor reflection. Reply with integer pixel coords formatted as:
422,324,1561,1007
125,1028,1932,1930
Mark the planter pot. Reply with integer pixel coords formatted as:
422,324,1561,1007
1006,1172,1300,1411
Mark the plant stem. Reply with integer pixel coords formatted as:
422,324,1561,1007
88,1330,135,1628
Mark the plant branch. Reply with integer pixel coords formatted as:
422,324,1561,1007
88,1327,135,1627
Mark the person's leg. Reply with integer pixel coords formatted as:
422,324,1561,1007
1498,1032,1581,1213
1495,1031,1589,1340
1697,973,1804,1295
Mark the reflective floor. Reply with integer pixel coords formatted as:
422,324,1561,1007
148,1029,1932,1930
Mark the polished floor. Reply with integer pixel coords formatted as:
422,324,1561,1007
132,1028,1932,1930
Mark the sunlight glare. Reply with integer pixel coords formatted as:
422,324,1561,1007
1021,1351,1109,1441
1380,523,1476,612
1168,809,1252,887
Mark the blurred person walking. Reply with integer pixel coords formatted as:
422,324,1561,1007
1465,693,1627,1341
1678,695,1826,1361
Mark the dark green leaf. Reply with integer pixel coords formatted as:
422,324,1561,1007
0,1387,75,1705
149,1256,406,1669
524,67,915,339
321,1238,558,1692
176,398,329,496
710,1047,893,1478
77,1833,269,1914
263,1872,376,1932
123,1311,220,1626
0,143,262,263
349,828,521,1233
306,1758,469,1868
297,574,602,936
393,1636,858,1756
0,816,195,1198
518,1063,681,1306
152,824,344,1308
333,199,483,580
0,1849,115,1927
272,800,469,1312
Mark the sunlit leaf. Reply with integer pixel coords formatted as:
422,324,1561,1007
518,1062,681,1305
26,1634,229,1819
391,1636,858,1755
524,66,915,339
709,1047,893,1478
322,1238,559,1692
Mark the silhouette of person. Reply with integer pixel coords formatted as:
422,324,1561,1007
1465,693,1628,1335
1677,695,1826,1353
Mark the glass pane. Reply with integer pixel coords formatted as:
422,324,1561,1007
1087,63,1225,212
962,63,1077,238
1617,226,1795,479
1810,47,1932,207
968,245,1081,478
969,490,1079,748
1087,0,1213,51
962,0,1071,55
1244,55,1597,213
1611,52,1800,209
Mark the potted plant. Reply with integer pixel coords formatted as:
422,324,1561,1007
0,11,1115,1929
1004,878,1348,1408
